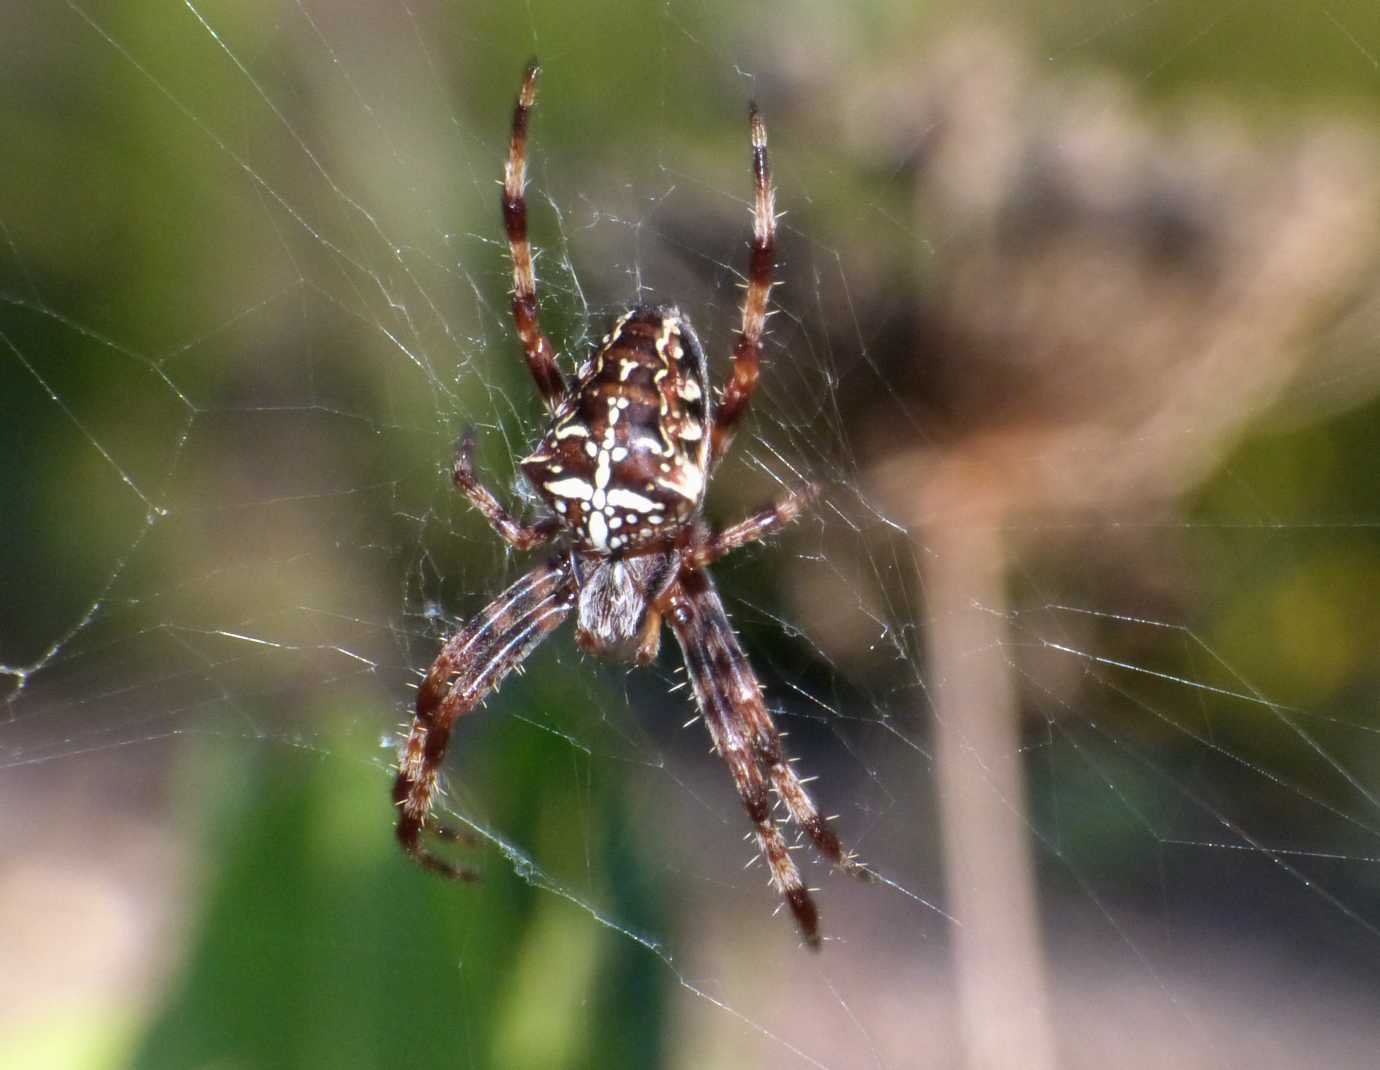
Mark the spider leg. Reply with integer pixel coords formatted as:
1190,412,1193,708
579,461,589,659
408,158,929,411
452,429,560,550
394,557,575,878
503,60,567,413
687,481,820,570
728,657,873,880
665,568,861,948
709,104,775,466
687,490,870,878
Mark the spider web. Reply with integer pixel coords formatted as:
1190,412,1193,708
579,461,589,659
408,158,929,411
5,2,1380,1067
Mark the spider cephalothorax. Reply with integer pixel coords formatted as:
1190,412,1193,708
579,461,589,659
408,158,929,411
392,61,870,948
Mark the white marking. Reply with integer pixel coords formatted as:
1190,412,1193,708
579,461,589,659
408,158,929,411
648,514,663,525
555,422,589,439
584,440,598,458
619,359,639,381
609,516,623,530
679,419,704,442
609,534,623,549
594,450,612,490
588,511,609,550
656,316,680,364
607,487,661,513
657,462,704,501
611,446,628,462
679,378,702,401
544,477,594,501
626,430,660,453
598,310,634,374
555,501,568,514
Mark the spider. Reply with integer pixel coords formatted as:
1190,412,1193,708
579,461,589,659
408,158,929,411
392,61,870,948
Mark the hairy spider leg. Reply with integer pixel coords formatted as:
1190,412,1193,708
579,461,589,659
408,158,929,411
452,430,561,551
687,481,821,570
684,521,866,883
710,573,873,879
504,60,567,413
394,559,575,878
665,568,861,948
709,104,775,466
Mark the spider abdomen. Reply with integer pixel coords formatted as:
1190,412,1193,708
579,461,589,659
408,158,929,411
521,305,711,554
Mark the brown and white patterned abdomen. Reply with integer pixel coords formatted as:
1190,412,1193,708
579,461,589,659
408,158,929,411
521,305,711,555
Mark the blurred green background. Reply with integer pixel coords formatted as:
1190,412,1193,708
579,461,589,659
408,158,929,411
5,2,1380,1068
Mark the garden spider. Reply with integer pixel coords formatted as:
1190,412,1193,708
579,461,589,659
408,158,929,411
393,61,870,948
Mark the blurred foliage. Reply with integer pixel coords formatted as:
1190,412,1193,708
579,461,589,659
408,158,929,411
132,675,665,1070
